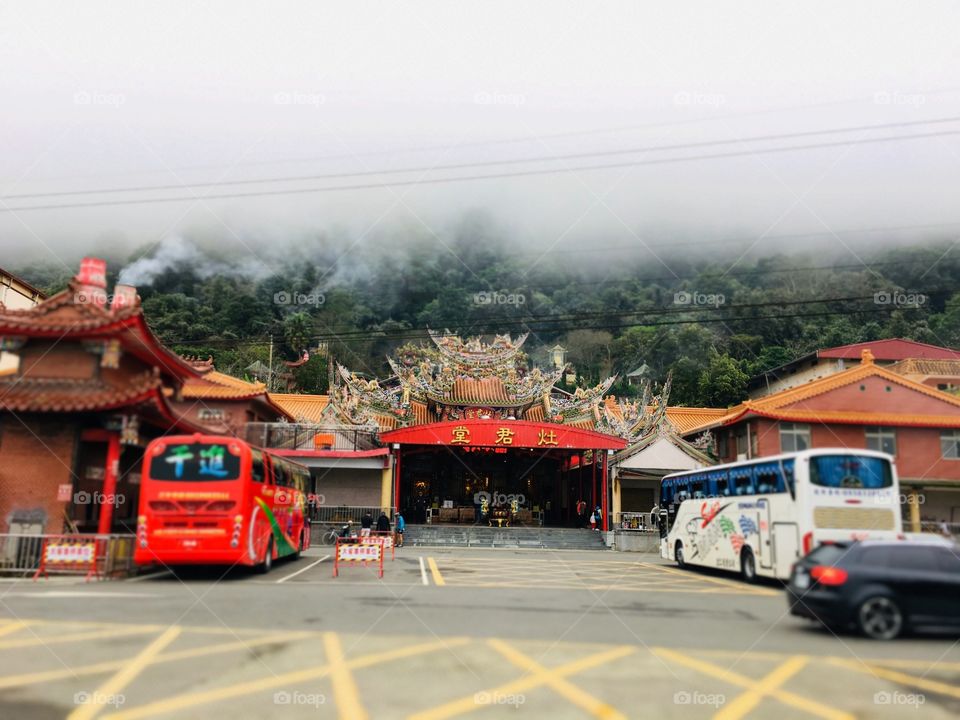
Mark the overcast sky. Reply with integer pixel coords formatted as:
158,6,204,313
2,1,959,273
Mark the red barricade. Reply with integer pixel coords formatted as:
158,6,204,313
33,536,102,582
333,537,384,578
368,531,395,560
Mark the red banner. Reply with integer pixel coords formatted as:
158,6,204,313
381,420,626,451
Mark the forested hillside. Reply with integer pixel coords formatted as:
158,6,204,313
17,232,960,407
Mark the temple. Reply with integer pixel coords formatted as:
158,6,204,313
326,330,696,529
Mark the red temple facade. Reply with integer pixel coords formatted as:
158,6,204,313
0,259,207,535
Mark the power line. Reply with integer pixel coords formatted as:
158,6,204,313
4,128,960,214
158,294,911,348
15,90,956,185
8,116,959,202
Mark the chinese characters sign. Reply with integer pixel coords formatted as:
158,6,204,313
149,443,241,481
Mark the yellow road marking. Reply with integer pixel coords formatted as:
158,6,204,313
409,644,636,720
0,631,313,690
427,557,445,586
828,658,960,700
0,620,28,638
654,648,853,720
323,632,368,720
639,563,778,596
104,638,470,719
488,639,626,720
716,656,808,720
0,626,162,650
69,626,181,720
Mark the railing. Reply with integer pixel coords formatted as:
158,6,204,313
245,422,381,452
919,521,960,537
614,512,658,532
309,505,396,524
0,533,136,578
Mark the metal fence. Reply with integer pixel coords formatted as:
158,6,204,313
245,422,381,452
309,505,395,524
0,533,136,578
919,521,960,537
613,512,658,532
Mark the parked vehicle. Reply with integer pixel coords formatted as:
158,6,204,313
786,538,960,639
660,449,902,581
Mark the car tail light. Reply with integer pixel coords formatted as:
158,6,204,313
148,501,178,512
802,531,814,555
206,500,236,513
810,565,848,586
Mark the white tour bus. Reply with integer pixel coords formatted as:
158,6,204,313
659,448,903,581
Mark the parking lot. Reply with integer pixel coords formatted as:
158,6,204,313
2,548,959,718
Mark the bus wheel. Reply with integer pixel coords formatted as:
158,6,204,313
740,548,757,583
675,541,685,569
257,538,273,574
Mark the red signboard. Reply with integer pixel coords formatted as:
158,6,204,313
380,420,626,451
34,536,101,582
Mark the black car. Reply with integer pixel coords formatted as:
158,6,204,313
787,539,960,639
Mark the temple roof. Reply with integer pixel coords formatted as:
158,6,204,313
0,369,163,413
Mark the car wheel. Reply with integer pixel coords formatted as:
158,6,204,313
257,538,273,574
857,595,904,640
675,541,685,569
740,548,757,583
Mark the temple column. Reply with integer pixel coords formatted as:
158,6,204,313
392,446,402,517
908,488,921,533
97,432,121,535
600,451,609,532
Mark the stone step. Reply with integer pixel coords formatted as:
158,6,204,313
404,525,608,550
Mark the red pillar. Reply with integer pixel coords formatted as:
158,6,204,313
393,447,402,516
591,452,597,510
601,450,609,532
97,433,121,535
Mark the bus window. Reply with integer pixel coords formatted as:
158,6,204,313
715,478,729,496
691,481,705,499
755,471,779,494
733,473,755,496
251,450,265,483
810,455,892,489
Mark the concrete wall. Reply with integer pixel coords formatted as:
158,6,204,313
313,467,384,508
613,531,660,553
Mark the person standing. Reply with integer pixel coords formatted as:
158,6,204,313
576,499,587,528
376,511,390,533
395,511,406,547
361,510,374,537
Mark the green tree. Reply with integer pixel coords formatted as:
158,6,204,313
698,354,749,407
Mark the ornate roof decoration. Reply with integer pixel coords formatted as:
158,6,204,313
428,328,529,368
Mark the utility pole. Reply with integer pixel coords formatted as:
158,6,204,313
268,335,274,392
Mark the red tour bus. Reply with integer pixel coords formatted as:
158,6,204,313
134,434,311,573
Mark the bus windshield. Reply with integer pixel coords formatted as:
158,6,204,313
148,442,242,481
809,454,892,489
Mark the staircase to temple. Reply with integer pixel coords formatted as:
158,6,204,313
404,525,609,550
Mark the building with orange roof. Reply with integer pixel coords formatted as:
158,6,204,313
748,338,960,399
170,361,294,435
684,349,960,531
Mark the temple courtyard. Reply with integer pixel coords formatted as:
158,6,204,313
2,549,958,719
